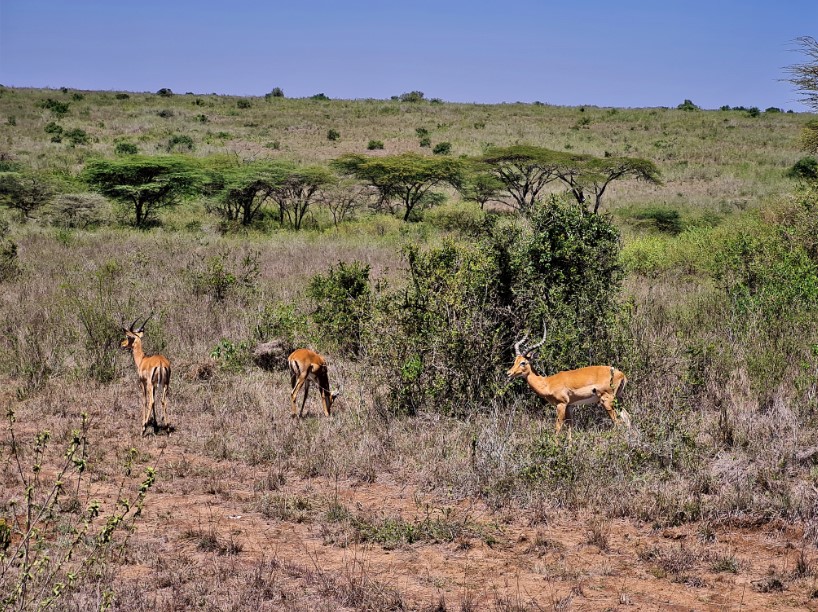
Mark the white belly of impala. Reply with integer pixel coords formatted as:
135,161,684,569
567,385,600,406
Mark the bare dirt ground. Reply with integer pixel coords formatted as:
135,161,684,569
4,376,818,611
129,466,818,611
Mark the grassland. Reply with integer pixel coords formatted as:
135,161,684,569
2,86,818,609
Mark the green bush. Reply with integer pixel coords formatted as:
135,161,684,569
371,240,507,416
38,98,70,116
367,139,384,150
629,205,684,234
677,99,699,111
307,261,372,358
327,128,340,141
432,142,452,155
423,201,486,234
265,87,284,99
166,134,194,152
236,98,252,109
787,156,818,180
45,193,109,228
0,235,19,282
64,128,89,146
156,88,173,97
114,141,139,156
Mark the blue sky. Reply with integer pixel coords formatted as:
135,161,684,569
1,1,816,111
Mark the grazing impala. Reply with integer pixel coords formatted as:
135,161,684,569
121,314,171,435
507,325,630,436
288,348,340,417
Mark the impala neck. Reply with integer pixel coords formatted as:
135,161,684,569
131,337,145,369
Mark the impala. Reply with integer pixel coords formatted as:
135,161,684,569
121,314,171,435
288,348,340,417
507,325,630,435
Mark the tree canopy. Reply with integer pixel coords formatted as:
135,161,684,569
480,145,660,213
332,152,463,221
786,36,818,153
83,155,202,227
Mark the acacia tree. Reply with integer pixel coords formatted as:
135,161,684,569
786,36,818,152
316,178,377,226
0,171,54,220
332,152,463,221
205,159,279,226
83,156,201,227
267,163,335,230
555,155,661,213
458,163,505,210
480,145,660,214
479,145,566,213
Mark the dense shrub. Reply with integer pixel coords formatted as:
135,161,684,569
327,128,340,141
166,134,194,152
38,98,70,116
44,193,109,228
432,142,452,155
628,205,684,234
367,140,384,150
370,197,625,415
236,98,252,109
307,261,372,358
64,127,90,146
114,141,139,156
787,156,818,180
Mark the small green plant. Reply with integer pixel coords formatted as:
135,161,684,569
38,98,70,117
327,128,340,141
0,411,155,610
157,109,174,118
189,249,259,301
367,139,384,150
115,92,130,100
156,87,173,97
677,99,699,111
265,87,284,99
64,127,90,146
210,338,252,372
236,98,251,109
432,142,451,155
6,115,15,126
165,134,194,152
114,141,139,156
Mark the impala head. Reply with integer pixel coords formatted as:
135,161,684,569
507,322,547,379
120,314,153,351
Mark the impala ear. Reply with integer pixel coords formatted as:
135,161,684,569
524,350,536,360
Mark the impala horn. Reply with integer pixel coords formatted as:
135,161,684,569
513,330,530,357
524,322,548,357
136,312,155,333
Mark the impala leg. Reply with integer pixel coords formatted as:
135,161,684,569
146,380,157,434
139,379,149,436
299,381,311,417
321,390,331,417
600,393,619,426
159,379,170,428
555,403,568,435
291,373,308,417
